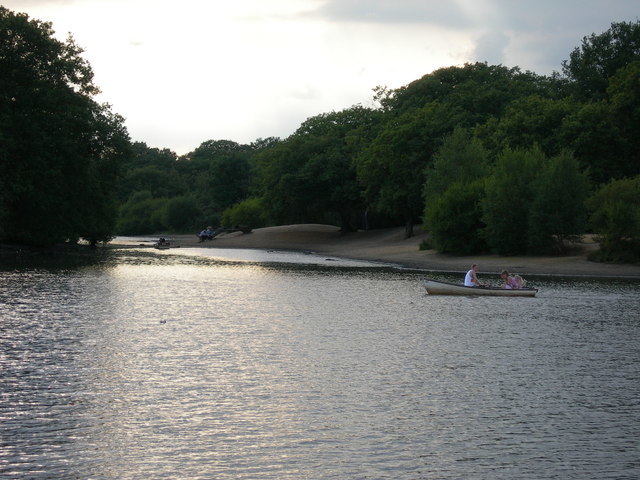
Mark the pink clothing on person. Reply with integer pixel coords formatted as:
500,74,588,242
504,276,521,289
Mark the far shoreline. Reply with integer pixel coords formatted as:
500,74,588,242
114,224,640,279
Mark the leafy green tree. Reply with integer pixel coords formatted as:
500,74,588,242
424,179,488,254
163,195,201,232
253,140,302,224
559,100,627,185
422,128,490,254
116,191,168,235
358,63,562,238
482,147,545,254
0,7,130,245
587,175,640,261
206,153,251,211
222,197,270,228
300,106,383,230
118,142,183,202
563,20,640,100
555,62,640,186
528,151,590,254
250,137,282,151
179,139,252,223
488,95,578,156
119,165,184,202
256,106,383,230
356,101,465,237
388,62,561,117
423,127,489,203
607,60,640,179
124,142,179,170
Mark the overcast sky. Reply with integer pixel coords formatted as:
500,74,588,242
4,0,638,154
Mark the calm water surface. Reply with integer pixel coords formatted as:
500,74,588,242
1,247,639,479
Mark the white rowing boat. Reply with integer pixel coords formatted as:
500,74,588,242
423,278,538,297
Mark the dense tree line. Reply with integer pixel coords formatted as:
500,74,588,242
118,21,638,260
2,6,638,261
1,7,130,246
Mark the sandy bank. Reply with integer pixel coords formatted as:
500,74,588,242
141,224,640,278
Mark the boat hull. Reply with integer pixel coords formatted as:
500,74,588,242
423,279,537,297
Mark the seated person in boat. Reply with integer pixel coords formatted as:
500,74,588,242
154,237,171,248
464,264,482,287
500,270,521,289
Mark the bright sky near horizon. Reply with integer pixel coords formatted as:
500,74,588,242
4,0,639,155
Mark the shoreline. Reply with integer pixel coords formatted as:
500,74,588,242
119,224,640,279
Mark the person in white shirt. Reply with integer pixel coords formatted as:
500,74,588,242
464,264,481,287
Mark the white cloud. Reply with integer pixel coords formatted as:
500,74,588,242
3,0,639,153
472,30,509,66
313,0,473,27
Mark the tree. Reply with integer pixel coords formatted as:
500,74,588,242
163,195,201,231
422,128,490,254
559,100,627,185
356,101,464,237
357,63,561,238
587,175,640,262
424,179,488,254
423,127,489,203
528,151,590,254
118,142,182,202
116,191,167,235
607,60,640,179
222,197,270,229
482,148,545,254
562,20,640,100
388,62,559,117
488,95,578,157
0,7,130,245
119,165,184,202
482,147,590,255
256,106,383,230
555,62,640,185
180,139,252,222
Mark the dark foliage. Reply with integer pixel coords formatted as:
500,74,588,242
1,7,130,246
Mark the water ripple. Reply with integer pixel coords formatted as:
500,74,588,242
1,256,639,478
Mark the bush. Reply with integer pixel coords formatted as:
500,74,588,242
221,197,270,229
418,239,432,251
423,127,489,203
424,179,488,254
163,195,201,232
528,151,590,254
482,148,544,254
116,191,168,235
587,175,640,262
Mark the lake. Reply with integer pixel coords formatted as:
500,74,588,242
1,246,639,479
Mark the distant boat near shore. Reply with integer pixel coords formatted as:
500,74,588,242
153,238,177,250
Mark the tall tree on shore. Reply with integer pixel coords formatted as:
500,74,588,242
563,20,640,100
482,148,545,255
256,106,382,230
355,102,455,238
357,63,560,238
0,7,131,246
422,128,490,254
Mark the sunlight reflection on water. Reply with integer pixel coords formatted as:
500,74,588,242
1,249,639,479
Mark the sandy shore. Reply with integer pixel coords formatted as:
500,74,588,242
145,224,640,278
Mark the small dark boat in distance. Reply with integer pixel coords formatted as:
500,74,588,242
153,237,176,250
423,278,538,297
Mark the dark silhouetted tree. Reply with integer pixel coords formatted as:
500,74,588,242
1,7,130,245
